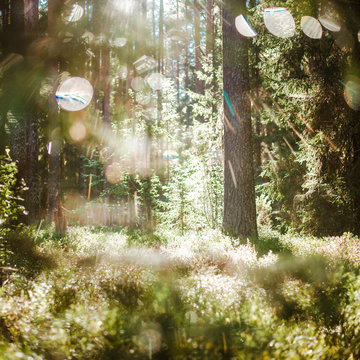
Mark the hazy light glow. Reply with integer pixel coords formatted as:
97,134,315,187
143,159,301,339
358,30,360,42
56,77,93,112
0,53,24,73
167,28,189,42
235,14,257,38
69,121,87,142
112,0,134,15
319,15,341,32
112,37,127,47
301,16,323,39
263,7,296,38
65,4,84,22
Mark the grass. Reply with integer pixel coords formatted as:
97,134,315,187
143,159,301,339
0,225,360,359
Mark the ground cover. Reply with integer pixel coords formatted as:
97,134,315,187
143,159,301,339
1,226,360,359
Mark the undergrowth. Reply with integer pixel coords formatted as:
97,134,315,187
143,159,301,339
0,226,360,359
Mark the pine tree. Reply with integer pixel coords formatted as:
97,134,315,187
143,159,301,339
222,0,257,238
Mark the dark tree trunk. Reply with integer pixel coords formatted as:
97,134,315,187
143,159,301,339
5,0,40,222
348,3,360,234
24,0,40,222
222,0,257,238
25,112,39,221
47,0,62,222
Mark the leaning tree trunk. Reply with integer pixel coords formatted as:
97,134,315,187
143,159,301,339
222,0,257,239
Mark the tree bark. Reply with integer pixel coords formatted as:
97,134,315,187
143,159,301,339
194,0,202,95
24,0,40,222
206,0,213,56
47,0,62,222
222,0,257,238
102,44,111,127
159,0,164,73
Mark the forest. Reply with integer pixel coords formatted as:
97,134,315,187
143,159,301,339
0,0,360,358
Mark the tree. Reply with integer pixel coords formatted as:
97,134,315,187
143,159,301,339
24,0,40,222
47,0,62,222
222,0,257,238
0,0,40,222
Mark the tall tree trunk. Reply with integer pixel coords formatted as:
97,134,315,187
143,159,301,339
102,44,111,127
8,0,25,179
194,0,202,95
347,2,360,234
47,0,62,222
5,0,39,222
157,0,164,126
206,0,214,120
184,0,191,126
159,0,164,73
24,0,40,222
175,0,180,108
206,0,213,56
222,0,257,238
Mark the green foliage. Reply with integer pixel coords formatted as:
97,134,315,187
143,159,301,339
0,152,26,227
0,152,27,265
157,150,223,231
1,228,360,358
250,0,360,235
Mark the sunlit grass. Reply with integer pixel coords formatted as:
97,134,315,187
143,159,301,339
1,227,360,358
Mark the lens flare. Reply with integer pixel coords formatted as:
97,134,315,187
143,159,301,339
235,14,257,38
263,8,296,38
162,150,179,161
105,163,123,184
131,77,145,92
344,77,360,111
319,15,341,32
147,73,165,91
56,77,94,112
134,55,158,75
301,16,323,39
65,4,84,22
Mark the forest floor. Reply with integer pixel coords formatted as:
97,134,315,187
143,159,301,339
1,225,360,359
